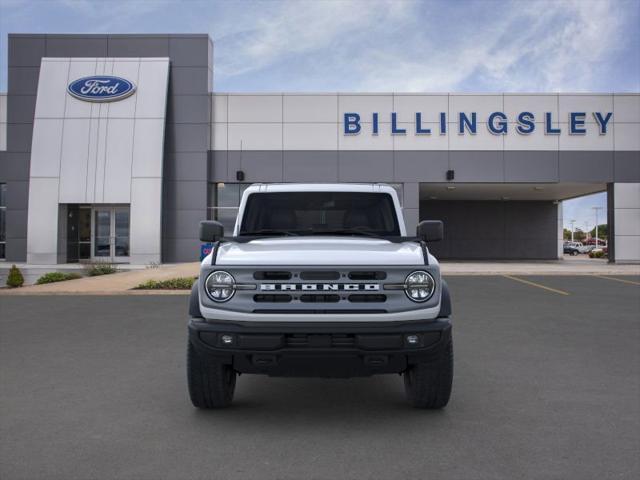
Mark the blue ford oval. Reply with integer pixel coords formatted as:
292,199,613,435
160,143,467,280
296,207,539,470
67,76,136,102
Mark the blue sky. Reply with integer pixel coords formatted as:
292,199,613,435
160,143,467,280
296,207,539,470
1,0,638,228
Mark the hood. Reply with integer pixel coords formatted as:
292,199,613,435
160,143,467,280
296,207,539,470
213,237,425,266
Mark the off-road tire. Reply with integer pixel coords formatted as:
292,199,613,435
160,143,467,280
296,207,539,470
187,341,236,408
404,339,453,409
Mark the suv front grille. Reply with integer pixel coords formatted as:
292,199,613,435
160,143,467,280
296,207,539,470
285,334,356,348
348,294,387,303
300,294,340,303
254,294,292,303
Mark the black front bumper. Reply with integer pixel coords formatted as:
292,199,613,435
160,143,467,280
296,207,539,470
188,318,452,378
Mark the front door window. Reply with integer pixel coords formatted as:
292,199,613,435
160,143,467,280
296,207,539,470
93,206,130,262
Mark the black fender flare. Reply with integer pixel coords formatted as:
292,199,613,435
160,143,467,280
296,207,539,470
438,279,452,318
189,281,203,318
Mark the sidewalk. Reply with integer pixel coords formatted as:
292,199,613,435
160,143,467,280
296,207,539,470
1,258,638,295
440,258,640,276
0,263,200,295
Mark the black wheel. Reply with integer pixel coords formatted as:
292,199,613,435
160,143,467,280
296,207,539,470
187,341,236,408
404,340,453,409
572,250,579,256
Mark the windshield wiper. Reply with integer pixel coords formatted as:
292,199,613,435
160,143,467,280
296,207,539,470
240,229,300,237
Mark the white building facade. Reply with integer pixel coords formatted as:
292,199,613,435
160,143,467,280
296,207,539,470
0,34,638,264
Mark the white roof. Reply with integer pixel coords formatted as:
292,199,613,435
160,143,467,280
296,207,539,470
243,183,398,194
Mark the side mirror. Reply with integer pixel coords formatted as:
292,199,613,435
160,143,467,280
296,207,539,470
417,220,443,242
199,220,224,242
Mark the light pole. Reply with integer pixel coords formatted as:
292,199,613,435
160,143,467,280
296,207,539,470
592,206,603,247
570,219,576,242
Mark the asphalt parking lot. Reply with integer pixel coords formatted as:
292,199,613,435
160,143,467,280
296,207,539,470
1,275,639,480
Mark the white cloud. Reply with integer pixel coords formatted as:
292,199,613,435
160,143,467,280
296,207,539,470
213,0,636,92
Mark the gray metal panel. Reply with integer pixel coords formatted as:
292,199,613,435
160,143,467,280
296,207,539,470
163,180,207,211
505,151,559,182
5,236,26,262
228,151,284,183
394,151,449,182
6,95,36,124
559,151,614,183
208,151,228,182
169,36,211,67
338,151,394,182
7,67,40,95
162,237,202,262
167,95,210,124
6,208,28,239
614,151,640,182
422,200,557,259
165,152,208,181
169,67,210,95
163,209,206,239
607,183,615,261
6,180,29,209
107,35,170,57
504,202,557,258
449,151,504,182
45,35,108,57
6,124,33,153
283,151,339,182
165,123,209,153
0,153,30,181
8,35,46,67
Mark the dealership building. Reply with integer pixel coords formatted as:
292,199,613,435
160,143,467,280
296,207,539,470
0,33,638,265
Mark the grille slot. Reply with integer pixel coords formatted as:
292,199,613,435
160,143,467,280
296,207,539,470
348,294,387,303
348,271,387,280
300,294,340,303
285,334,356,348
253,294,292,303
253,271,291,280
300,271,341,280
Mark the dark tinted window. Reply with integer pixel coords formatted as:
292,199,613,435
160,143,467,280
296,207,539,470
240,192,400,236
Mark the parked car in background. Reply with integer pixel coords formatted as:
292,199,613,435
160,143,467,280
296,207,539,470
564,242,582,256
578,244,594,254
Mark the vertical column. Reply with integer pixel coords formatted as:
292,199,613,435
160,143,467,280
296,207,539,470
609,183,640,263
402,182,419,235
162,35,211,262
5,35,45,261
557,201,564,259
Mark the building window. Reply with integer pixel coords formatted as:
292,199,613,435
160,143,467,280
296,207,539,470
0,183,6,259
207,183,250,234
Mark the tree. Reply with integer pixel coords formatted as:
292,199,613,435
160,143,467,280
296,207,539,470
589,224,607,239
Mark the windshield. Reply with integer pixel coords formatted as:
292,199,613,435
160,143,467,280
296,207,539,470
239,192,400,237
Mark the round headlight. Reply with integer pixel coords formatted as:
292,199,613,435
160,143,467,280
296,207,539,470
205,271,236,302
405,271,435,302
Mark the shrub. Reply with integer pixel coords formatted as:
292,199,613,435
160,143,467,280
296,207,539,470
589,250,606,259
134,277,197,290
36,272,82,285
84,263,118,276
6,265,24,288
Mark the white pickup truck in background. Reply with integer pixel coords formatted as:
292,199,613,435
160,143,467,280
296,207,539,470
188,183,453,409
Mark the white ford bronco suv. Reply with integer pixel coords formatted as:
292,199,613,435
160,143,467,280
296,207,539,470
188,183,453,408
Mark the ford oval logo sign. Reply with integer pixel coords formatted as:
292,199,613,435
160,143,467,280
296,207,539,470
67,76,136,102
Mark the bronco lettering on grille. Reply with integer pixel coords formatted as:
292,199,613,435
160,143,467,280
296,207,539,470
261,284,379,291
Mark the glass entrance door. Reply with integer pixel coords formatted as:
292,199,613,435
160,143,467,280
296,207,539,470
92,206,130,262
